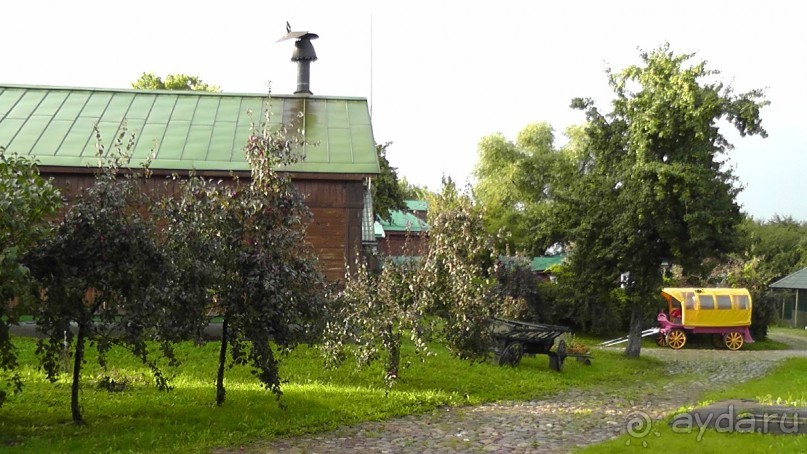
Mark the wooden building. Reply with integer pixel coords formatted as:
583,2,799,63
0,84,380,281
375,200,429,257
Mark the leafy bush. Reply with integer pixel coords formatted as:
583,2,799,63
324,255,429,388
492,256,542,322
750,289,777,339
0,149,60,407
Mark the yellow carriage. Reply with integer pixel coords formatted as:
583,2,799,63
657,287,753,350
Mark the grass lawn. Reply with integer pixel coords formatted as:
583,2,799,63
770,326,807,338
0,336,662,453
579,357,807,453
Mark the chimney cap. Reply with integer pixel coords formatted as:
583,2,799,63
276,31,319,43
277,22,319,43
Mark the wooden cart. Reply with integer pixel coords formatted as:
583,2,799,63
489,317,584,371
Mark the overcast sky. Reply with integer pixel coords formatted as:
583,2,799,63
2,0,804,221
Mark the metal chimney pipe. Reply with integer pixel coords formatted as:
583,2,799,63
277,25,319,96
291,33,319,95
292,34,318,95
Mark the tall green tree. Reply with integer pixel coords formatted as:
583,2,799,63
553,44,767,357
474,122,564,254
0,150,60,407
131,73,220,92
372,142,407,221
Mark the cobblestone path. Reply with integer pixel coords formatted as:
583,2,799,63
216,332,807,453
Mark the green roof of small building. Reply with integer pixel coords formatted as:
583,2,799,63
405,200,428,211
377,210,428,233
770,267,807,290
0,84,380,175
530,254,565,272
373,221,385,238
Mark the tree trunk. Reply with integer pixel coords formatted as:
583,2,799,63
71,322,87,425
624,304,643,358
216,317,228,406
385,326,400,383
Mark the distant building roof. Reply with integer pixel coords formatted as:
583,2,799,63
376,210,428,233
405,200,428,211
530,254,565,272
373,221,386,238
0,84,380,175
770,267,807,290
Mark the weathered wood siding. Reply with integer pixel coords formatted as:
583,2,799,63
41,171,364,283
294,179,364,282
377,232,428,257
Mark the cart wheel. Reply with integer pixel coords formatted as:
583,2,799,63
666,329,687,350
498,342,524,366
657,334,667,347
556,339,567,362
711,334,725,349
549,353,564,372
724,331,744,351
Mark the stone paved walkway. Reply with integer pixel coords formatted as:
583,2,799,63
215,332,807,453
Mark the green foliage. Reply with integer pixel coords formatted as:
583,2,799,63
324,256,429,388
153,176,228,344
473,122,567,254
424,176,466,224
739,216,807,282
397,176,432,201
420,180,496,360
164,109,328,406
0,149,60,407
327,179,498,384
705,216,807,338
535,266,630,336
131,72,220,92
492,256,542,322
553,44,767,356
24,130,173,424
371,142,408,221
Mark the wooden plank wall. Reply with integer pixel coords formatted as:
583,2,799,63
377,232,428,257
43,172,365,283
294,179,364,282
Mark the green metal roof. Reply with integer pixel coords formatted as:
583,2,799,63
530,254,565,272
770,267,807,290
377,210,428,233
373,221,385,238
405,200,428,211
0,84,380,174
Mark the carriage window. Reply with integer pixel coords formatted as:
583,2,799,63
698,294,715,310
735,295,749,310
683,292,696,310
716,295,732,310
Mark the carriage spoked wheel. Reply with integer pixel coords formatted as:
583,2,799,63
724,331,744,351
498,342,525,366
666,329,687,350
657,335,667,347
